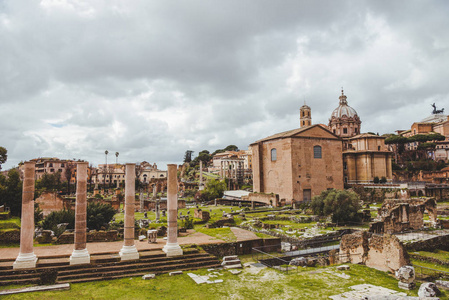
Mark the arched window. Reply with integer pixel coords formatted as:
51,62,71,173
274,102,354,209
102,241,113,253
271,148,277,161
313,146,322,159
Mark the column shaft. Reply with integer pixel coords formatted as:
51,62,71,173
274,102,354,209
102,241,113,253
163,164,183,256
120,163,139,260
70,162,90,265
14,161,37,269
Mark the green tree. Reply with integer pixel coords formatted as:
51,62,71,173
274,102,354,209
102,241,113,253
86,202,116,230
311,189,361,224
200,179,227,201
0,146,7,170
0,169,23,216
224,145,239,151
385,135,408,163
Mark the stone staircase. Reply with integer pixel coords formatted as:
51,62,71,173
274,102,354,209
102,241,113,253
0,247,220,286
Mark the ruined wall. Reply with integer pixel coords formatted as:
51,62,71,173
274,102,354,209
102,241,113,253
247,193,280,207
340,231,409,273
371,198,437,234
36,192,66,217
144,200,186,210
194,209,210,222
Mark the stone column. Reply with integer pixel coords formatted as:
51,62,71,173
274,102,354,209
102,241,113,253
139,190,144,213
156,199,160,223
152,184,157,200
199,160,204,191
120,163,139,261
70,162,90,265
163,164,183,257
14,162,37,269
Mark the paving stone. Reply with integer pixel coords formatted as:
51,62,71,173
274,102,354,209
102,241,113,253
229,270,242,275
336,265,350,271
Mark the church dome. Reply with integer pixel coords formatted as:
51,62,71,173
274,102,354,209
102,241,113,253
328,90,361,138
331,91,358,119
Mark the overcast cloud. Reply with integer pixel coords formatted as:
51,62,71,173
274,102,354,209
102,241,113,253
1,0,449,169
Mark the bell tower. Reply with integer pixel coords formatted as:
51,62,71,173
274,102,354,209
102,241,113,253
300,102,312,128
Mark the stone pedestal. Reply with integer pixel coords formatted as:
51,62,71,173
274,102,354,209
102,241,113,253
398,281,415,290
14,162,37,270
163,164,183,257
120,163,139,261
70,162,90,265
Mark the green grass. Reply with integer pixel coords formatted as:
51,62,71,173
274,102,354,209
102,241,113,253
412,250,449,261
194,226,237,242
411,258,449,273
0,264,428,299
0,217,21,229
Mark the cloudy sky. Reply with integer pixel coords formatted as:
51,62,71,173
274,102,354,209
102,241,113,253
1,0,449,170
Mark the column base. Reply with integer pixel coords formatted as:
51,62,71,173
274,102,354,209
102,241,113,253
70,249,91,265
119,245,139,261
13,252,37,270
163,243,183,257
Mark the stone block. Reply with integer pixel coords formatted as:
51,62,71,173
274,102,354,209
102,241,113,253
142,274,156,280
418,282,440,298
436,280,449,290
169,271,183,276
336,265,350,271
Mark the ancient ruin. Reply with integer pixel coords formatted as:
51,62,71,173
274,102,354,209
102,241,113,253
339,231,410,273
369,198,437,234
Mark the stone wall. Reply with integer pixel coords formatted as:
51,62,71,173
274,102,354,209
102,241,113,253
247,193,280,207
369,198,437,234
57,230,119,244
201,238,281,257
405,234,449,252
194,209,210,222
36,192,69,217
144,199,186,210
0,229,20,243
340,231,409,273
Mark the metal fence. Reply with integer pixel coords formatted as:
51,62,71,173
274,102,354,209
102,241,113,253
252,242,345,274
413,264,449,280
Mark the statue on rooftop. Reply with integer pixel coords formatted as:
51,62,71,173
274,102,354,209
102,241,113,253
431,103,445,114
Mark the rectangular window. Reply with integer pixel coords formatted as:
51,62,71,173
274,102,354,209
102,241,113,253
343,128,348,134
313,146,322,159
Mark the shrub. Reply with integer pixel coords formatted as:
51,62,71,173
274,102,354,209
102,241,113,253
181,216,194,229
380,176,387,183
42,209,75,237
87,202,116,231
373,176,380,183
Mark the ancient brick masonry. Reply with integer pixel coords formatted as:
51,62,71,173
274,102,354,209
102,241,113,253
340,231,410,273
369,199,437,234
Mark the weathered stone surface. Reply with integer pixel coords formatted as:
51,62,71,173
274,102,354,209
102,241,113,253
169,271,183,276
418,282,440,298
396,266,415,284
436,280,449,290
340,231,409,272
289,257,307,267
229,270,241,275
142,274,155,280
336,265,350,271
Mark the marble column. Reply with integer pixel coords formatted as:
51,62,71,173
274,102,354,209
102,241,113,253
70,162,90,265
119,163,139,261
163,164,183,257
13,162,37,269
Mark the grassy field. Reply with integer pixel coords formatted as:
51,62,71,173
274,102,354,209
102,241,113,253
412,250,449,261
0,264,428,300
